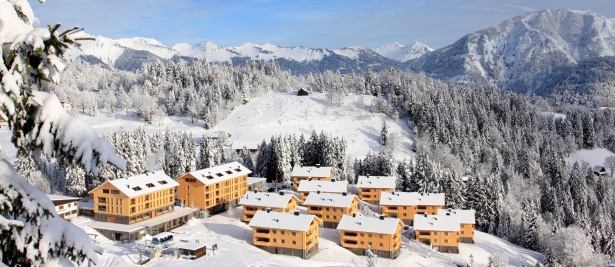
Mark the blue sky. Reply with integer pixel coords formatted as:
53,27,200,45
31,0,615,49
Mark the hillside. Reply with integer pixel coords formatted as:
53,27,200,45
407,9,615,105
373,41,434,62
0,92,413,161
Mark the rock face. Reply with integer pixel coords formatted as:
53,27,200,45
408,9,615,104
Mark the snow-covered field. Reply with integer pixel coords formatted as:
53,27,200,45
565,148,615,168
74,206,542,267
0,91,413,161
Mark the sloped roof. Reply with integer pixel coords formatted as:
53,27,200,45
303,192,358,208
438,209,475,224
90,170,178,198
239,191,298,209
248,210,321,232
356,176,396,189
297,180,348,193
379,191,445,206
47,194,80,202
248,177,267,185
177,242,207,251
336,214,402,235
291,166,332,178
413,214,460,232
184,161,252,185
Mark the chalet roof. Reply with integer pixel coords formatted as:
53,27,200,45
248,210,321,232
239,191,298,209
336,214,402,235
46,194,80,202
356,176,396,189
291,166,332,178
248,177,267,185
438,209,475,225
232,142,258,150
297,180,348,193
303,192,358,208
185,162,252,185
177,242,207,251
593,165,608,173
90,170,178,198
413,214,460,232
379,192,445,206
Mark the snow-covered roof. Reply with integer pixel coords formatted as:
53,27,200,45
177,242,207,251
248,210,321,232
413,214,460,232
248,177,267,185
303,192,358,208
593,165,607,173
46,194,80,202
291,166,332,178
336,215,402,235
297,180,348,193
94,170,178,198
356,176,396,189
239,191,298,209
379,192,445,206
438,209,475,225
185,161,252,185
232,142,258,150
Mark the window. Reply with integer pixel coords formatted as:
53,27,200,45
97,205,106,212
379,235,384,239
58,205,64,210
461,231,465,234
206,175,214,179
273,239,277,243
444,232,448,236
225,171,232,175
146,183,155,188
292,241,296,245
132,186,142,191
111,190,120,194
281,231,285,235
444,239,448,243
292,232,297,236
102,189,109,194
379,243,384,247
131,199,136,205
281,240,285,244
97,197,106,203
158,180,168,185
368,242,372,246
216,173,223,177
273,230,277,234
368,234,372,238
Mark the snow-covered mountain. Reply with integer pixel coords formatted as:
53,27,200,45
373,41,433,62
67,34,400,73
407,9,615,102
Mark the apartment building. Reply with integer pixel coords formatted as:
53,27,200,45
176,162,251,211
248,210,322,259
303,192,359,228
380,192,445,225
239,191,299,222
291,165,333,190
89,170,178,224
355,175,396,204
337,214,404,259
296,179,348,203
438,208,476,243
413,214,461,253
47,194,80,220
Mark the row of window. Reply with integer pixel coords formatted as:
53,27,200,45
344,232,386,239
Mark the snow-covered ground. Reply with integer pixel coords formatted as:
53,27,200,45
565,148,615,168
74,206,542,267
0,91,413,161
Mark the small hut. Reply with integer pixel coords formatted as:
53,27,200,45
297,88,309,96
176,242,207,259
593,165,608,176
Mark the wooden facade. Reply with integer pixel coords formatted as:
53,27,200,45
303,192,359,228
380,192,445,225
297,179,348,204
356,176,396,204
291,166,333,190
413,214,460,253
337,215,403,259
89,171,178,224
438,209,476,243
176,162,251,211
249,210,322,259
239,191,299,222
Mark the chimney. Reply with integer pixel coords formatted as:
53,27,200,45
308,177,312,181
379,215,384,220
331,179,335,182
342,192,347,196
254,190,257,193
352,213,356,217
366,174,370,178
294,211,300,216
316,164,321,168
446,213,450,216
279,191,284,196
317,190,320,194
266,208,271,213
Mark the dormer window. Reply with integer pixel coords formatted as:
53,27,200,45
225,170,233,175
206,175,214,179
234,168,242,172
132,186,142,191
146,183,155,188
158,180,168,185
216,173,223,177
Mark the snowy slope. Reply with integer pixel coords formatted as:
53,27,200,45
408,9,615,98
0,92,414,161
373,41,434,62
565,148,615,168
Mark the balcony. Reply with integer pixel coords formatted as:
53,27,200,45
254,237,270,245
256,229,270,234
